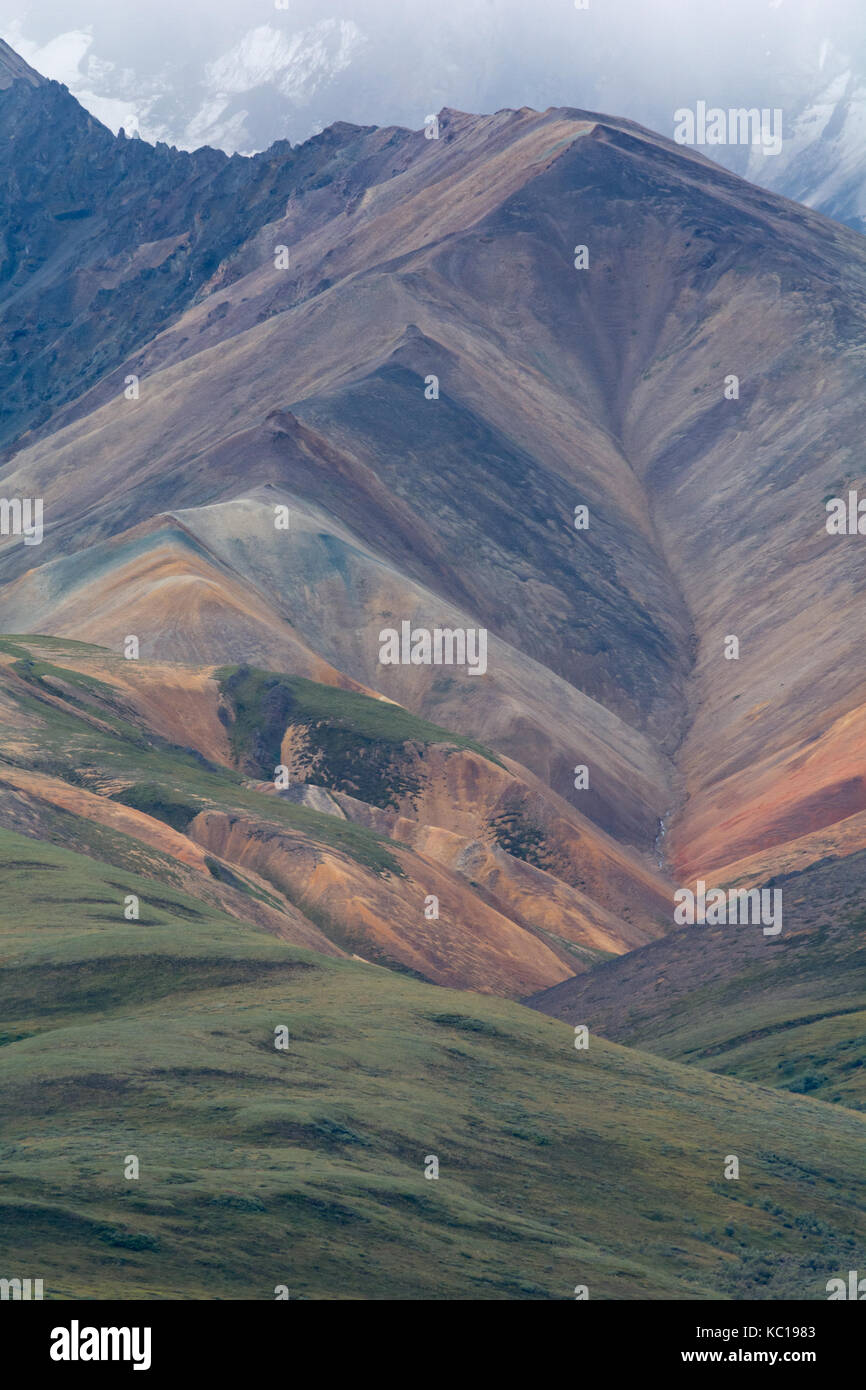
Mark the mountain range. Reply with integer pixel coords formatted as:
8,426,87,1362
5,15,866,237
0,36,863,1299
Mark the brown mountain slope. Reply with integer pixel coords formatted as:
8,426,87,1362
0,494,673,847
2,77,866,950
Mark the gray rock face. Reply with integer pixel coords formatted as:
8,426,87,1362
0,65,376,450
276,785,347,819
0,37,45,91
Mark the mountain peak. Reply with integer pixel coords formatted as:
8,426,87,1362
0,38,46,91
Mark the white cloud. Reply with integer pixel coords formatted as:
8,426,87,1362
74,88,139,134
0,22,93,86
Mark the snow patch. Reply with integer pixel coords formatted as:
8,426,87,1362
205,20,364,102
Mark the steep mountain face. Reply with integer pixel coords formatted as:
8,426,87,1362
0,54,403,450
0,35,42,89
2,75,866,886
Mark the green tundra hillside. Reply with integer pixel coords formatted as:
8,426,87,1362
0,828,863,1300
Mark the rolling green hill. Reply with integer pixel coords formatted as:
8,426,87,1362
0,829,864,1299
528,851,866,1109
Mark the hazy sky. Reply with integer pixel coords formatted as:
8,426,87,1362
2,0,864,154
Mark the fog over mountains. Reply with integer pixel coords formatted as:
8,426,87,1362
4,0,866,231
0,22,864,1302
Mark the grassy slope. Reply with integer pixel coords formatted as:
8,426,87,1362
214,664,500,810
0,829,864,1300
215,665,499,761
0,638,403,877
528,851,866,1108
